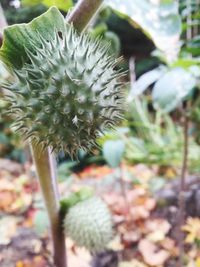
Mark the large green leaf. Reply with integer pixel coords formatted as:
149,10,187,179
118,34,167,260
103,140,125,168
107,0,181,60
128,66,167,100
0,7,65,69
152,68,196,112
21,0,73,11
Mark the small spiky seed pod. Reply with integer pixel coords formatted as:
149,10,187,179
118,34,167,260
3,23,124,156
64,197,113,252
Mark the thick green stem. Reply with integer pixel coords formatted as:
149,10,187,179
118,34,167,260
67,0,104,32
31,145,67,267
30,1,104,267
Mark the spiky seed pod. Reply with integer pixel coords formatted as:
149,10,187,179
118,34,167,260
3,23,124,156
64,197,113,252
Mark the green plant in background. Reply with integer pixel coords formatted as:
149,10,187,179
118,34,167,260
21,0,73,11
107,0,182,61
89,6,121,57
125,97,200,171
99,96,200,171
97,2,199,263
114,1,200,264
0,1,124,266
0,5,25,162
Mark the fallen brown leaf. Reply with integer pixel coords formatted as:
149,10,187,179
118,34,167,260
138,239,170,266
0,159,23,174
0,216,20,245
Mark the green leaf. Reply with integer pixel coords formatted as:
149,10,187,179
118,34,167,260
0,133,10,145
172,58,200,69
128,66,167,99
60,187,94,214
58,161,77,181
107,0,181,59
21,0,73,11
0,7,66,69
103,140,125,168
152,68,196,112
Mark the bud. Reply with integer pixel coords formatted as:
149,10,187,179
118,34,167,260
3,23,124,156
64,197,113,252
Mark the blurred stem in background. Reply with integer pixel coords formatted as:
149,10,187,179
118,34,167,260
177,0,198,264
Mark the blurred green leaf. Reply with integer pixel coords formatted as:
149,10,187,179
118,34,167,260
58,161,76,181
107,0,181,59
103,140,125,168
152,68,196,112
21,0,73,11
60,187,94,214
172,58,200,69
0,7,65,68
103,31,121,56
185,36,200,57
0,133,10,145
128,66,167,99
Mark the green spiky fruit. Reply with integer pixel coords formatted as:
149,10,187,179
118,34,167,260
2,17,124,156
64,197,113,252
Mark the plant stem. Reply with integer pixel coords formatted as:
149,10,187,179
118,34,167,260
31,145,67,267
177,108,189,266
0,0,104,266
30,1,104,267
67,0,103,32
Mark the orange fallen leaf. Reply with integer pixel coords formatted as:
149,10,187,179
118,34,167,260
0,178,15,191
130,206,149,221
0,191,15,211
144,198,156,211
16,261,24,267
160,237,176,253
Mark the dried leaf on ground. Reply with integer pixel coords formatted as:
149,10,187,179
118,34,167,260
0,216,20,245
138,239,170,266
107,235,124,251
160,238,177,256
182,217,200,243
0,159,23,174
145,218,171,242
119,259,148,267
16,256,47,267
66,239,91,267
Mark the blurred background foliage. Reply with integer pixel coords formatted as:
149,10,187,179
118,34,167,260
0,0,200,175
